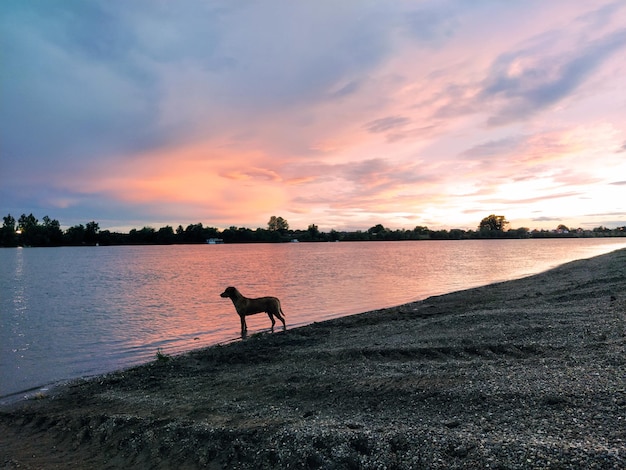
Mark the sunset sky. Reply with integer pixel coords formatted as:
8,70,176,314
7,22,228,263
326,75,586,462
2,1,625,232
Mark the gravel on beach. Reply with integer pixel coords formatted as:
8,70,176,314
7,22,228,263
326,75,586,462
1,248,626,469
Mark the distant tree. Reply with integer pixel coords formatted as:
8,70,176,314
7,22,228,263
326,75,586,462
368,224,386,234
307,224,320,240
430,229,450,240
181,223,205,243
221,226,258,243
556,224,569,232
3,214,16,231
139,226,156,243
233,226,255,242
250,227,270,242
129,226,156,244
204,226,220,240
268,216,289,233
479,215,509,233
592,226,610,235
448,228,465,240
329,229,341,242
1,214,18,247
17,213,37,231
413,226,430,238
98,230,113,245
85,221,100,244
17,213,42,246
156,226,176,244
221,227,235,243
42,216,63,245
65,224,86,245
367,224,388,239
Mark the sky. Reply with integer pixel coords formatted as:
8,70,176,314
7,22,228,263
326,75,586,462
1,1,626,233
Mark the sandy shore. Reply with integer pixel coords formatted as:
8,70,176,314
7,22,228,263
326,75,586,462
2,248,625,469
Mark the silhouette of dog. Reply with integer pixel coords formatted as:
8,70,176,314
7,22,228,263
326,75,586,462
220,286,286,335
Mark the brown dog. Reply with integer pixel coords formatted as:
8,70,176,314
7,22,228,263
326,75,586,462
220,286,286,334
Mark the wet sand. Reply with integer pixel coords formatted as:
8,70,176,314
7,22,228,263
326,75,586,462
2,248,625,469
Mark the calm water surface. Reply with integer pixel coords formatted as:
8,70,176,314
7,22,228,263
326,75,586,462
2,239,626,400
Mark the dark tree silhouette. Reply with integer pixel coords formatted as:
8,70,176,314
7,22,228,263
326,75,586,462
479,214,508,232
1,214,18,247
268,216,289,233
85,221,100,244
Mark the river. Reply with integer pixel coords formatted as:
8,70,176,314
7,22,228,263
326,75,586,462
2,238,626,400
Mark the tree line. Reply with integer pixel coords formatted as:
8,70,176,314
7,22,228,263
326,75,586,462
1,213,624,247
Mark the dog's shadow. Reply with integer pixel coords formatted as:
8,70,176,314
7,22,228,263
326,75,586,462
241,326,286,340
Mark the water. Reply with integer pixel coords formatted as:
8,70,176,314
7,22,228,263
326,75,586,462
2,238,626,400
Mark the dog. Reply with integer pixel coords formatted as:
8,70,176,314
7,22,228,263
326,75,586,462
220,286,286,334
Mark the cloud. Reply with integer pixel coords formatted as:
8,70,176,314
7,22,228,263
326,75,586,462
575,1,625,29
327,80,361,99
531,216,563,222
481,28,626,125
0,1,397,165
404,5,458,44
1,1,625,232
460,136,526,159
221,168,282,182
364,116,411,134
385,125,440,143
484,191,584,206
281,157,444,219
0,2,167,169
421,4,626,127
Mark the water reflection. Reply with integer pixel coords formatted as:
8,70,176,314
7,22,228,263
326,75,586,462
9,249,28,360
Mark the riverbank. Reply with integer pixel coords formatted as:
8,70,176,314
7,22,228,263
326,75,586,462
2,249,625,469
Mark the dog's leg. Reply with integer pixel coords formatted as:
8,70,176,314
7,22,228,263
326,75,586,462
267,313,276,330
240,314,247,333
275,308,286,329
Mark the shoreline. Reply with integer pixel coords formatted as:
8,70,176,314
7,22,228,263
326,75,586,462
2,248,625,468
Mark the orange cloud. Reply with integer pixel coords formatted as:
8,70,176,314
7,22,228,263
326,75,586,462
64,141,290,225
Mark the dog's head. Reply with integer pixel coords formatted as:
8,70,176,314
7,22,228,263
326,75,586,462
220,286,237,298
